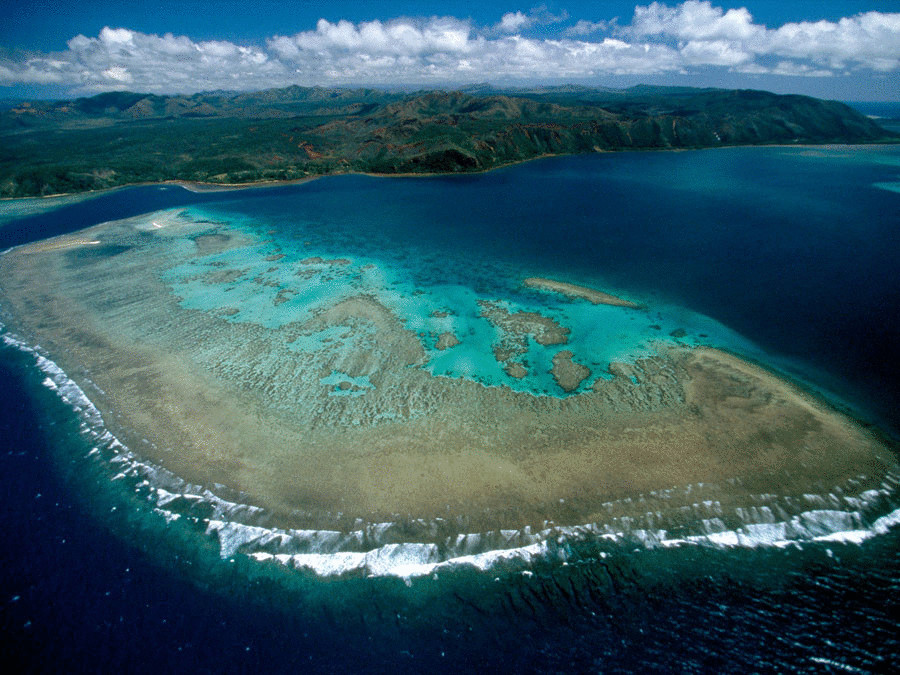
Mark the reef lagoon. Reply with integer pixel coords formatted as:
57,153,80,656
1,146,899,671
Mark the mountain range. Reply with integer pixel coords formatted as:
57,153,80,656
1,84,895,197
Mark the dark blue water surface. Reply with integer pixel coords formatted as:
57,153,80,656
0,183,311,251
2,147,900,671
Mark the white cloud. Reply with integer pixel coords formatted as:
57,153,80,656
497,12,531,33
0,4,897,95
98,27,136,47
565,20,613,37
102,66,133,83
764,12,900,72
493,6,569,34
272,17,473,58
269,17,679,83
679,39,752,67
632,1,758,41
770,61,834,78
628,2,900,75
3,25,284,93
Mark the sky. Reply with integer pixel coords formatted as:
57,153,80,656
1,1,898,101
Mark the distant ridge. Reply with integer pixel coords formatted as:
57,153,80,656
1,85,895,197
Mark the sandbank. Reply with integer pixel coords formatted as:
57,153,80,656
523,277,641,308
15,237,101,253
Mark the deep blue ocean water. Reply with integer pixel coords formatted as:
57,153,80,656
2,146,899,671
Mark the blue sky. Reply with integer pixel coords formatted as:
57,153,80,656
1,1,898,100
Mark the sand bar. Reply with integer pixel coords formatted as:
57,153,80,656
17,237,101,253
523,277,641,308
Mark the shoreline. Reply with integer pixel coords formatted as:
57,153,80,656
2,141,898,201
0,175,323,203
164,175,323,193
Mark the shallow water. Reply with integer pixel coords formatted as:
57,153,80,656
1,146,899,670
159,202,753,396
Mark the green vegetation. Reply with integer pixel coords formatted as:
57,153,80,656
1,85,895,197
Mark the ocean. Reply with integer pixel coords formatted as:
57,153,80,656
1,145,899,672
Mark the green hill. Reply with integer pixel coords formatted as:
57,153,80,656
1,85,894,197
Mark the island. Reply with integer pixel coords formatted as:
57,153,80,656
2,85,895,198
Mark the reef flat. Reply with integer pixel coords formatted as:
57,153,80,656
0,205,897,577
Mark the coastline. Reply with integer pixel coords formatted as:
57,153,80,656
3,141,898,201
164,175,323,193
0,175,323,203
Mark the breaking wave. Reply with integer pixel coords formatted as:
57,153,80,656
2,325,899,582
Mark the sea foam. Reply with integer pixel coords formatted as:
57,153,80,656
2,325,900,581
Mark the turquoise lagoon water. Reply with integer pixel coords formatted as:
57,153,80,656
161,201,757,398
